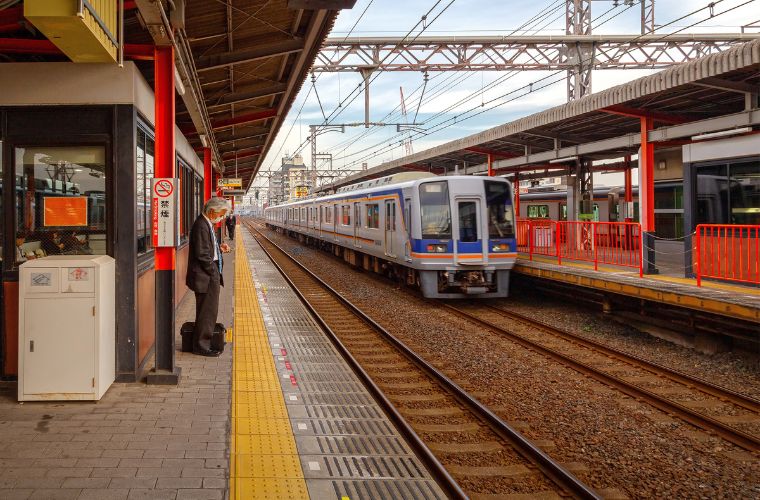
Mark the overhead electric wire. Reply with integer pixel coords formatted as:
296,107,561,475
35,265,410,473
253,0,375,185
336,0,754,170
286,0,459,159
323,0,565,157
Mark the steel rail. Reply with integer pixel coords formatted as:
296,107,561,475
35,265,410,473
485,304,760,413
440,302,760,453
244,221,601,500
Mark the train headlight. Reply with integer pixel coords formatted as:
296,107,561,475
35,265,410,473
491,243,510,252
426,243,448,253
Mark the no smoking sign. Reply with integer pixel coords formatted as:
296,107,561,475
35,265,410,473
152,178,179,248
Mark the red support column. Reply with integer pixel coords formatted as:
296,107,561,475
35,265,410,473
640,117,657,274
203,147,212,202
148,44,180,384
487,153,494,176
514,173,520,218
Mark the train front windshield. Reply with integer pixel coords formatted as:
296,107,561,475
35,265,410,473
485,181,514,238
420,181,452,239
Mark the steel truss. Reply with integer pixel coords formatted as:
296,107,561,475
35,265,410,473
313,34,757,73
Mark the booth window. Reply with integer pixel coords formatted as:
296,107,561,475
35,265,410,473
136,127,155,255
177,158,200,243
13,145,107,267
696,160,760,226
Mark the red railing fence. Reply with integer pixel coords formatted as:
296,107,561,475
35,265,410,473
517,219,643,276
695,224,760,287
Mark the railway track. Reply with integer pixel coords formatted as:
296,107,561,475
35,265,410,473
441,302,760,453
244,221,600,499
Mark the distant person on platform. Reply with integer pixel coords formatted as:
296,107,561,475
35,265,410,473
186,197,231,357
225,214,236,240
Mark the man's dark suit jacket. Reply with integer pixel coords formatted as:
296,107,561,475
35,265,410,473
186,214,224,293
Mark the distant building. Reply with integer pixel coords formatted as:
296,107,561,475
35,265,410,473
267,154,311,205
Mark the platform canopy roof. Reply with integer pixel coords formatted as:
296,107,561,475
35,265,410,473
322,38,760,190
0,0,354,190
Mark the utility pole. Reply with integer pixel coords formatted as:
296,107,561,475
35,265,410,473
565,0,592,101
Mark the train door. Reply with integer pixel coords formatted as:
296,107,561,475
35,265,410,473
353,202,362,248
333,204,339,242
318,205,323,237
454,198,484,264
404,198,411,261
384,199,396,258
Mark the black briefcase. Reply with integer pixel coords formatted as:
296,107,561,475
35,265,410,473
180,322,226,353
212,323,226,353
180,322,195,353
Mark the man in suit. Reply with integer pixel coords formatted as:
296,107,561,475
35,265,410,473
186,197,231,356
225,214,236,240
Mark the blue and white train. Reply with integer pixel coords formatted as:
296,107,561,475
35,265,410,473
263,173,517,298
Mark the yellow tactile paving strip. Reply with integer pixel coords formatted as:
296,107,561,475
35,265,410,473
229,237,308,500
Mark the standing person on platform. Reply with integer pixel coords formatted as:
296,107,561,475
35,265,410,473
225,214,236,240
186,197,231,357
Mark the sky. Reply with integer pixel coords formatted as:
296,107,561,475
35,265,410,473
247,0,760,195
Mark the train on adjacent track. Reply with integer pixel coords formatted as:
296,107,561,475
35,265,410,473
263,172,517,298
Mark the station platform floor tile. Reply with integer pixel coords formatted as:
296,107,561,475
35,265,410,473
0,242,238,500
230,230,446,499
515,255,760,323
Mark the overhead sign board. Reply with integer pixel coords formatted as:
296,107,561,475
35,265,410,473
217,178,242,190
223,189,246,196
152,178,179,247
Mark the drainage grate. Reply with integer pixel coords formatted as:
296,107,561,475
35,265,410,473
331,479,446,500
311,455,428,479
313,435,411,455
308,419,397,437
300,393,376,406
305,405,384,420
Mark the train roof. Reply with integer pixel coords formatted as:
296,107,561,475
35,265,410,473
267,174,512,209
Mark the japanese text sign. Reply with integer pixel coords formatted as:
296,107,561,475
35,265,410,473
152,178,179,247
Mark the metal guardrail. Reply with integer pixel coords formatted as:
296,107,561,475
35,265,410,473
517,219,643,276
695,224,760,287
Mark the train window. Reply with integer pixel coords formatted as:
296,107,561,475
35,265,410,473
324,205,332,224
366,204,380,229
485,181,514,238
458,201,478,242
136,127,155,255
419,181,451,239
527,205,549,218
342,205,351,226
13,145,108,267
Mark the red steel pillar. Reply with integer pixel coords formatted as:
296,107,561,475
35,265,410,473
487,153,494,176
203,147,212,202
514,172,520,218
149,44,180,384
640,117,656,273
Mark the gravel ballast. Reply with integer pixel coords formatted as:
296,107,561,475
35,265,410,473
254,223,760,499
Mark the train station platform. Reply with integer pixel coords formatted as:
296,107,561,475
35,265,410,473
514,255,760,324
0,228,444,499
232,231,444,499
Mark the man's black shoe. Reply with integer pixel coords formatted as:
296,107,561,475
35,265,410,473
193,349,222,357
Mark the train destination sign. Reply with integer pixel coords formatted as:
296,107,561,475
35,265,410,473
152,178,179,248
217,178,242,190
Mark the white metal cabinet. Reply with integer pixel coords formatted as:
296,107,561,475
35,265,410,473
18,255,115,401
